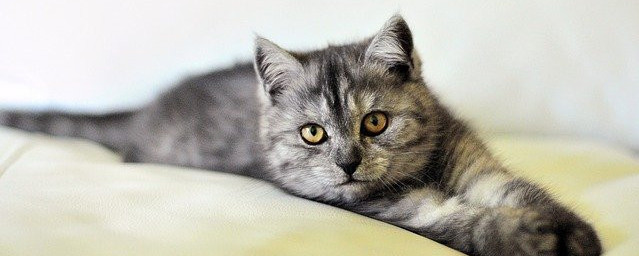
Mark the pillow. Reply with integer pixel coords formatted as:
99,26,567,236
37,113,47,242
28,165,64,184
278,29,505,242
1,127,638,255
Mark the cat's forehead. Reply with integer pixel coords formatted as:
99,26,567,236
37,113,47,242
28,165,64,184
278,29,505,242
294,59,356,128
272,44,405,125
300,46,379,95
290,63,381,126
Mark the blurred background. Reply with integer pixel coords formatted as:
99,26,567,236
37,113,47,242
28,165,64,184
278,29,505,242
0,0,638,151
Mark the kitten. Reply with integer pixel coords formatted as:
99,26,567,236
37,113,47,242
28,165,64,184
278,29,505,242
0,15,601,255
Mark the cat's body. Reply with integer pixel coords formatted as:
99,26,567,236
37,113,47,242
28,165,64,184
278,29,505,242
0,15,601,255
1,63,264,177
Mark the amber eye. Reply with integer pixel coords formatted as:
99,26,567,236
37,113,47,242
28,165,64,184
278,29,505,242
300,124,327,145
361,112,388,136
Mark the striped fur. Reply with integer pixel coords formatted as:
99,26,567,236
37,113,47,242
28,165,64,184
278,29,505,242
0,15,600,255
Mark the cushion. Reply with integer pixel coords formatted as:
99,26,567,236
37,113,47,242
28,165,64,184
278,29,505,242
0,127,637,255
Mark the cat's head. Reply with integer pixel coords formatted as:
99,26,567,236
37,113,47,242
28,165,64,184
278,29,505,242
254,15,442,204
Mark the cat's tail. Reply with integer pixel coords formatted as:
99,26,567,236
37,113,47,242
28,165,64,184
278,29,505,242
0,110,139,153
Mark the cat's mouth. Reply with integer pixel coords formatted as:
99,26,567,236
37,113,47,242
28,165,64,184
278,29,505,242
339,177,369,186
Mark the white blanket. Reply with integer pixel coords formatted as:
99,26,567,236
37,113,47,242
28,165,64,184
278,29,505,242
1,127,638,255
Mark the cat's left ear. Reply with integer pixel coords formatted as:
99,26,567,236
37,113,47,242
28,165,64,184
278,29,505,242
254,36,303,99
365,15,422,80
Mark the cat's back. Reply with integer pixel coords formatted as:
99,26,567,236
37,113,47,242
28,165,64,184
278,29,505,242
136,62,264,176
161,62,259,110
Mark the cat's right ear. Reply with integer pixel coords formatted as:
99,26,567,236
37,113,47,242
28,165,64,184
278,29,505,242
365,15,421,81
254,36,303,99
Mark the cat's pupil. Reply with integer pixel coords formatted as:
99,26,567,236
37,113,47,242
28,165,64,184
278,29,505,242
370,116,378,126
310,126,317,136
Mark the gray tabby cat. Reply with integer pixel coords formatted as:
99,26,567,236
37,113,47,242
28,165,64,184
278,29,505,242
0,15,601,255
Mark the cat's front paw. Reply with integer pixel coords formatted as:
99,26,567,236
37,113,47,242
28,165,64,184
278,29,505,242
555,211,602,256
480,208,601,256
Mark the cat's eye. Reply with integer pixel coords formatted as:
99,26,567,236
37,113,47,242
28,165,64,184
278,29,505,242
300,124,327,145
361,112,388,136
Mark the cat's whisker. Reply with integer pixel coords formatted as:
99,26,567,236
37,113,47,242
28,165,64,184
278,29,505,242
386,175,405,190
382,160,431,184
377,176,394,193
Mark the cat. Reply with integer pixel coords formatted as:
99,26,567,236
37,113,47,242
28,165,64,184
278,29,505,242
0,15,601,255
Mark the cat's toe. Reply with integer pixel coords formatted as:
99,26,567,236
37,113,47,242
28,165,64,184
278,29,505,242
559,221,602,256
487,208,602,256
516,210,559,256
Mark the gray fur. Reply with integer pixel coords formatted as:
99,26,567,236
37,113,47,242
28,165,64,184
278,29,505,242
1,63,263,176
0,15,601,255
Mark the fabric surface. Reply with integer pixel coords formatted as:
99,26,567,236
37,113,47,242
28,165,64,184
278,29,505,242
0,127,637,255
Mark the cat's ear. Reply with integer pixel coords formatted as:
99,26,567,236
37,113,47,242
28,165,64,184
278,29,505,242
254,36,303,98
365,14,421,80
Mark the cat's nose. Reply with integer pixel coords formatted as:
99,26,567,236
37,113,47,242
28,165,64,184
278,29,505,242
338,159,361,176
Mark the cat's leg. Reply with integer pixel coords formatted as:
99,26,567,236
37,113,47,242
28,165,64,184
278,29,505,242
370,187,561,255
447,166,601,255
372,188,484,254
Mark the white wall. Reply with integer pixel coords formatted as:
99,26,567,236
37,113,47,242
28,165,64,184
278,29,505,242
1,0,638,149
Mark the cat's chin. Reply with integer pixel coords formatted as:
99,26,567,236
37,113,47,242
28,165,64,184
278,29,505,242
338,181,369,195
332,180,379,203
